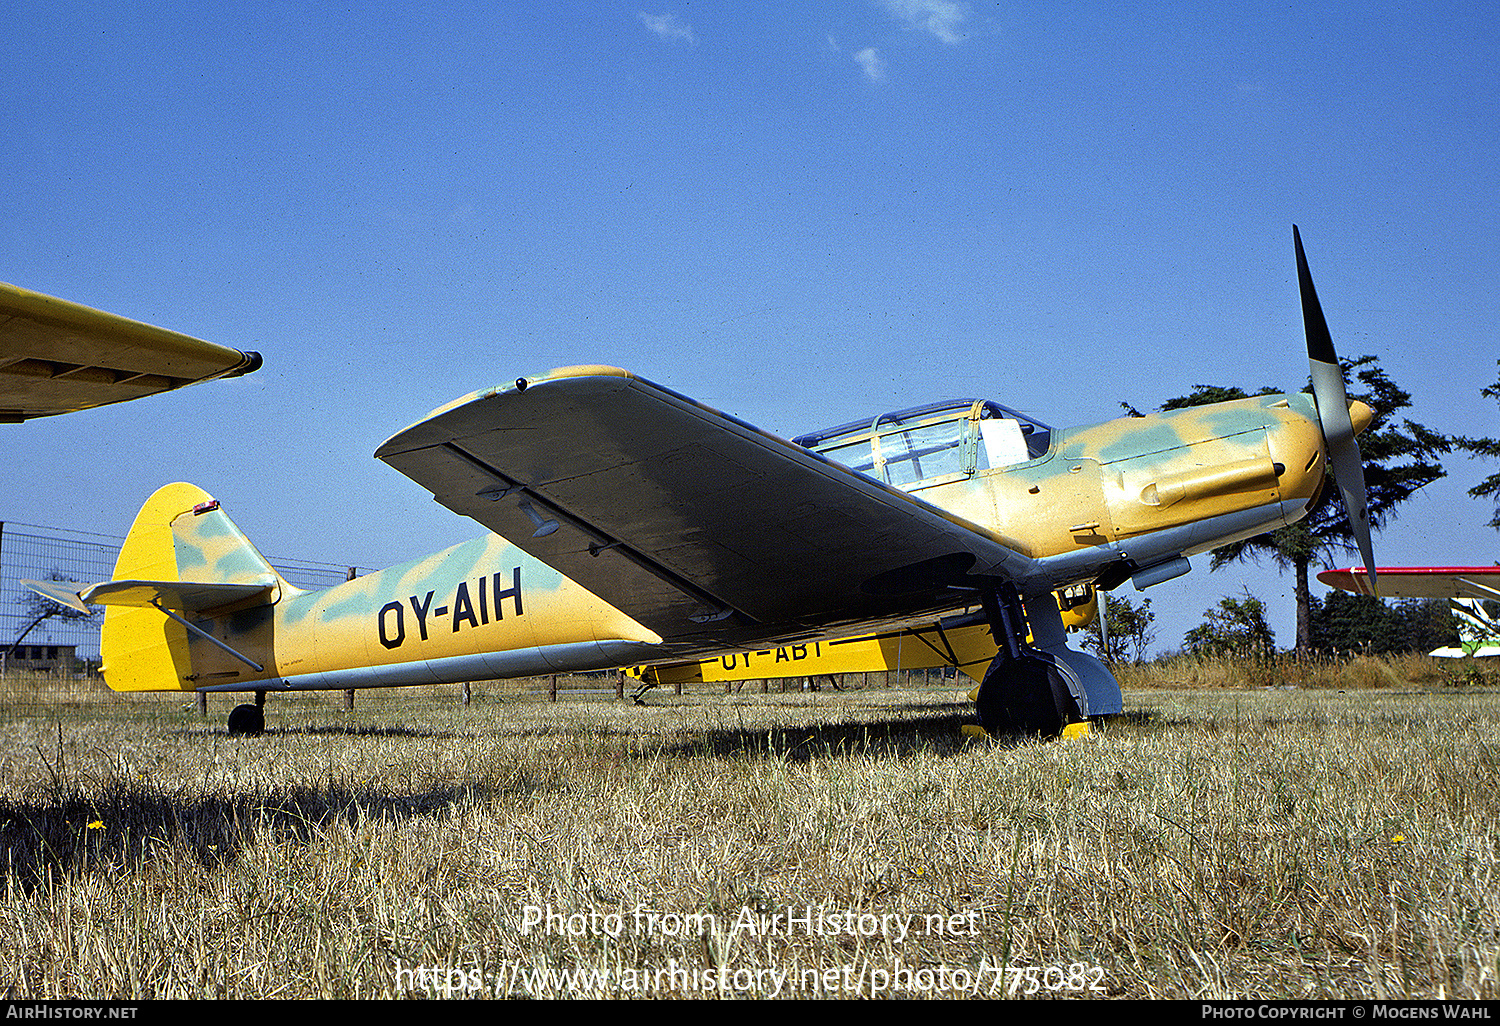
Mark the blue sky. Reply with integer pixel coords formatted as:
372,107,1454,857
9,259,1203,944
5,2,1498,653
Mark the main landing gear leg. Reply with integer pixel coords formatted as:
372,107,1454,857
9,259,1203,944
974,584,1083,738
227,689,266,737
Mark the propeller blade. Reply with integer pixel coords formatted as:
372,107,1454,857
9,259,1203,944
1296,225,1377,595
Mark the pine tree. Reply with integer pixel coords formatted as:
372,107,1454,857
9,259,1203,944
1455,360,1500,531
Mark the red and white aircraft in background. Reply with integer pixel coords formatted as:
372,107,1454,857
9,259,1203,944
1319,566,1500,657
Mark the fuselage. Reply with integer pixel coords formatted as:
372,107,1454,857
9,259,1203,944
104,392,1354,694
798,391,1343,597
159,533,664,693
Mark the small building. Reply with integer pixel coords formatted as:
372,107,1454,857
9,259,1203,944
6,643,79,673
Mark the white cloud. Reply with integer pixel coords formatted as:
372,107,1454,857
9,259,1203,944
877,0,968,44
854,47,885,82
638,12,695,45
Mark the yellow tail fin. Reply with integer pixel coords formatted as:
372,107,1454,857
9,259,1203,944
100,483,286,692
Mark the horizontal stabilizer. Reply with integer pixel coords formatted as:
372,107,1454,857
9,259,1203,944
24,577,277,614
21,579,93,615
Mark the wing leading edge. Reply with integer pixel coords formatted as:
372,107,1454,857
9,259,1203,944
0,281,261,421
376,367,1040,646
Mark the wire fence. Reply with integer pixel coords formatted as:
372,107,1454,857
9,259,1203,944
0,519,358,696
0,520,968,718
1,664,966,725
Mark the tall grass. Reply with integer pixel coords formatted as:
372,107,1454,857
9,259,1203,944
1114,650,1499,691
1,675,1498,998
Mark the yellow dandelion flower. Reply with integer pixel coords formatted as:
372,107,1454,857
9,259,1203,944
1391,834,1405,843
87,821,104,830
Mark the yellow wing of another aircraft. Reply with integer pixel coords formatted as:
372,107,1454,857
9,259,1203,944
1320,566,1500,658
0,281,261,421
631,590,1098,689
1318,566,1500,601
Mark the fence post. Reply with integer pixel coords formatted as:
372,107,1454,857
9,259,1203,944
343,567,358,712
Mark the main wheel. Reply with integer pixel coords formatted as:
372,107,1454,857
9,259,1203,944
975,654,1078,738
227,703,265,736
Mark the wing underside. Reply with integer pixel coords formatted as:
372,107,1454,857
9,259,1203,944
0,281,260,421
376,368,1039,647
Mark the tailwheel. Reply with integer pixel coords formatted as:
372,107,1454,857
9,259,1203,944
227,704,263,736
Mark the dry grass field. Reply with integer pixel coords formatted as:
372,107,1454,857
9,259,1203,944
2,660,1499,1000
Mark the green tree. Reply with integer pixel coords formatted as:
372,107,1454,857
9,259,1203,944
1080,593,1157,663
1455,360,1500,530
1141,355,1450,651
1308,591,1457,655
1119,384,1276,419
1184,591,1277,656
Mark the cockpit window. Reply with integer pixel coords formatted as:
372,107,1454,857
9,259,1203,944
794,399,1051,490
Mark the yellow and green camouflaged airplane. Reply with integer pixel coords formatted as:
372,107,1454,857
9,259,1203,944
23,228,1378,738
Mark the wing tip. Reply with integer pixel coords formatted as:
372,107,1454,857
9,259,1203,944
375,366,639,459
1317,565,1378,596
